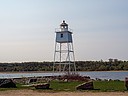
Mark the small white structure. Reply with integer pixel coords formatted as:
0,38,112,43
53,20,76,75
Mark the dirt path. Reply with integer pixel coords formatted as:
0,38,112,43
0,90,128,96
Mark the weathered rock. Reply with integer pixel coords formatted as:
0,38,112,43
0,79,16,88
76,81,94,90
34,83,50,89
28,78,37,83
125,77,128,90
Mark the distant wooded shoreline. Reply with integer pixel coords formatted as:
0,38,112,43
0,60,127,72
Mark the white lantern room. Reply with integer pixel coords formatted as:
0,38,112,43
56,20,73,43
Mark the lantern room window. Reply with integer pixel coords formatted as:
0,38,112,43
61,34,63,38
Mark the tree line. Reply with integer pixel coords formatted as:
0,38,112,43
0,60,128,72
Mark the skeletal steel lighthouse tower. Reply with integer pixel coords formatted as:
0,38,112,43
53,20,76,75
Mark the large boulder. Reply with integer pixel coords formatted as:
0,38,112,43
34,83,50,89
76,81,94,90
0,79,16,88
125,77,128,90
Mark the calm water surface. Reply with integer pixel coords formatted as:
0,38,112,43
0,71,127,80
80,71,128,80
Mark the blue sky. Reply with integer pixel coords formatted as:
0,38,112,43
0,0,128,62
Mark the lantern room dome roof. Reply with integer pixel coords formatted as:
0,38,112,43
60,20,68,26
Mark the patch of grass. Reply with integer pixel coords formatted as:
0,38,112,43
94,81,127,92
50,81,84,91
16,83,31,89
50,80,127,92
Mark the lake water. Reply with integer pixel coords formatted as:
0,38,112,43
0,71,127,80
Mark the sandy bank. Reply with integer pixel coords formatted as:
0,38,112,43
0,90,127,96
